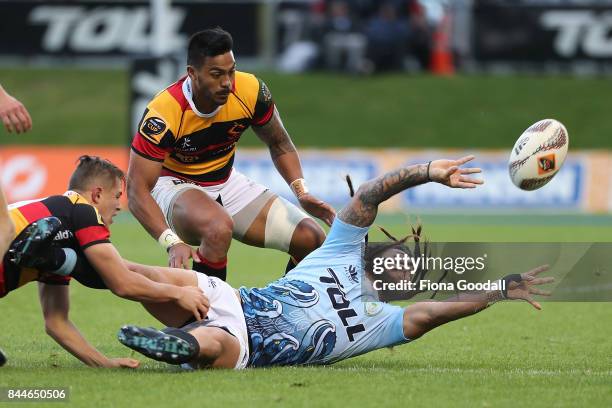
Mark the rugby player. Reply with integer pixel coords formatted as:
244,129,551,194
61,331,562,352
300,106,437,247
128,27,335,281
1,156,209,368
118,155,554,369
0,83,33,365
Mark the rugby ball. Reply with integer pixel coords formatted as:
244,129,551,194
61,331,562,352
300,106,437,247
508,119,569,191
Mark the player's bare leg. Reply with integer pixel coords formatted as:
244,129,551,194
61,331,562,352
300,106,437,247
124,261,202,328
171,189,233,280
118,324,239,369
233,192,325,272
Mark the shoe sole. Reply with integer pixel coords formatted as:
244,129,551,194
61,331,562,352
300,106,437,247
9,217,61,265
118,326,195,364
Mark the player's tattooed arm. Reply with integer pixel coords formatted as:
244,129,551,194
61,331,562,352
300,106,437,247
339,156,483,227
253,107,298,161
339,164,429,227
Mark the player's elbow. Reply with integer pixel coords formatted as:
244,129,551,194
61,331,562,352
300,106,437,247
109,283,131,299
44,315,67,338
354,183,377,206
402,302,439,340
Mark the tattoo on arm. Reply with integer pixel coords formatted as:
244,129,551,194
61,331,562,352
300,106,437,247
338,164,429,227
253,107,297,160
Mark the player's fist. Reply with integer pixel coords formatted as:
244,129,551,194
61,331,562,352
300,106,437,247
177,286,209,321
168,242,200,269
298,194,336,226
429,155,483,189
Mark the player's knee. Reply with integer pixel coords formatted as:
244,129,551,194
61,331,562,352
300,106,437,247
290,219,325,259
294,219,325,248
199,215,233,246
187,328,223,360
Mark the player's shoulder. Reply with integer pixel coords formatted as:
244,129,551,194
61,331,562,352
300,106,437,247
64,192,105,226
233,71,274,117
234,71,268,100
147,77,189,120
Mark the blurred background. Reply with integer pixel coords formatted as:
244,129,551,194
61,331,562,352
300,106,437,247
1,0,611,217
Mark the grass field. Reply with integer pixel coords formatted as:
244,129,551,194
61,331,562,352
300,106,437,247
1,214,611,407
1,67,611,149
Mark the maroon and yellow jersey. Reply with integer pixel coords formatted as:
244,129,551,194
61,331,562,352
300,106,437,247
0,191,110,297
131,71,275,185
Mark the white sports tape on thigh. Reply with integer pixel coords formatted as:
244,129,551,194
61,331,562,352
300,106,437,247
264,197,309,252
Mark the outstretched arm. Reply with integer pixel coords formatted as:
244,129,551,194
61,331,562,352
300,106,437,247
402,265,554,340
38,283,139,368
339,155,483,227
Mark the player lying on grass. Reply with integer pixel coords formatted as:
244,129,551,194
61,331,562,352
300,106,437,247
117,155,554,369
1,156,209,368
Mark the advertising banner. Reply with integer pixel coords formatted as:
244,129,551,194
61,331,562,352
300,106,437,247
1,147,610,213
0,1,258,58
473,0,612,64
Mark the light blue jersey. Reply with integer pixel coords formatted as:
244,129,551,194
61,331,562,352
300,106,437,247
239,218,409,367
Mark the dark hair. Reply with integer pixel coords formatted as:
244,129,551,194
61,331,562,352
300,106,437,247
187,27,233,68
68,155,125,191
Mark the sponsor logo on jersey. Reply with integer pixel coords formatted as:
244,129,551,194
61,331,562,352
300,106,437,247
141,117,166,137
227,122,246,139
364,302,383,317
260,82,272,103
344,265,359,284
53,229,74,240
537,154,556,174
171,179,197,186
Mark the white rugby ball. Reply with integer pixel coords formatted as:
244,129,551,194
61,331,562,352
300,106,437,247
508,119,569,191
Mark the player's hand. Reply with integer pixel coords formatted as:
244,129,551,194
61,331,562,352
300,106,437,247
0,92,32,134
429,155,483,189
505,264,554,310
298,194,336,226
168,242,200,269
104,357,140,369
176,286,210,321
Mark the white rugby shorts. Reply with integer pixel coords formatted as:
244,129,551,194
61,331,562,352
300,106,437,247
182,273,249,370
151,169,267,229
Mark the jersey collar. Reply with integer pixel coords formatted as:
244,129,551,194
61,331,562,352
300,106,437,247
182,77,223,118
64,190,90,205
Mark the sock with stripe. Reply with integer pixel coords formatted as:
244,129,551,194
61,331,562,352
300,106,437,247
192,253,227,281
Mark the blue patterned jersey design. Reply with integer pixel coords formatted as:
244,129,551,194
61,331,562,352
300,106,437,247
239,218,409,368
239,280,337,367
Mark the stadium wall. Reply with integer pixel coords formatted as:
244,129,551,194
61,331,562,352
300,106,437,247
1,147,610,213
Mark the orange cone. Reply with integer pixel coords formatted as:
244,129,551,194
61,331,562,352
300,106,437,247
430,12,454,75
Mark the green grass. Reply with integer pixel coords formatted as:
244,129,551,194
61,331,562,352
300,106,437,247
1,215,611,407
1,67,611,148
